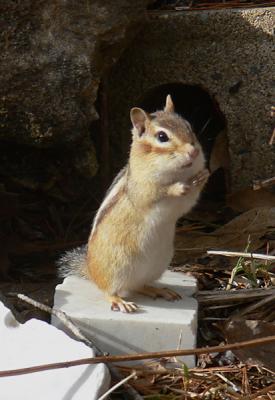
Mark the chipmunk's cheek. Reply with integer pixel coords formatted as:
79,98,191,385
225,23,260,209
184,161,193,168
181,157,193,168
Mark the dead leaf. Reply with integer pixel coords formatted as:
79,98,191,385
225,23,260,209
223,319,275,372
175,207,275,263
227,188,275,213
209,129,230,173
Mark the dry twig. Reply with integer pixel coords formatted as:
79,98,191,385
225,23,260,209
234,292,275,317
98,371,137,400
196,287,275,305
16,294,143,400
253,176,275,190
17,294,97,350
242,382,275,399
269,128,275,145
1,335,275,378
207,250,275,261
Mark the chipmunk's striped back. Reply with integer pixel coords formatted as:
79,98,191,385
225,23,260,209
90,166,128,237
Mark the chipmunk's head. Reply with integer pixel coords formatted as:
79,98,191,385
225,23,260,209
130,95,205,181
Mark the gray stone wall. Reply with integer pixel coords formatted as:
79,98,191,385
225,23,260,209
108,8,275,190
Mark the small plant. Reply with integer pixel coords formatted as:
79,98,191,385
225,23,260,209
181,363,190,393
226,236,274,289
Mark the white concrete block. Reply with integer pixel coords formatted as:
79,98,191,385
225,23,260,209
53,270,198,367
0,302,110,400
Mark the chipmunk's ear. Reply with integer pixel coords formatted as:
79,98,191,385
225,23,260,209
130,107,150,136
164,94,174,113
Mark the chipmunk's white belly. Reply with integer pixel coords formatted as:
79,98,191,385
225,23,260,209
125,229,174,292
117,187,202,295
121,200,185,293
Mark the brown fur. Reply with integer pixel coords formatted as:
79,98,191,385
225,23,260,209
152,111,193,143
87,193,142,294
137,142,152,154
132,109,194,161
137,141,175,155
86,257,109,291
151,145,177,155
91,185,126,238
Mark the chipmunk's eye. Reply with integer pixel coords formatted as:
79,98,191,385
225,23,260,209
156,131,169,143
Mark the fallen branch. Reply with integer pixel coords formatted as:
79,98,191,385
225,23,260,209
98,371,137,400
118,364,242,376
253,176,275,190
16,294,143,400
269,128,275,145
1,335,275,378
148,1,275,11
17,294,98,351
242,382,275,400
207,250,275,261
234,292,275,317
196,287,275,305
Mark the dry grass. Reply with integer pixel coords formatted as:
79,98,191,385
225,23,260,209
115,362,275,399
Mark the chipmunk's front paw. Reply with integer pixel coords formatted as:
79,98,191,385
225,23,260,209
190,168,210,187
108,295,139,313
167,182,190,196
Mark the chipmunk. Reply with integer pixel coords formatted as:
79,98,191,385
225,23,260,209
58,95,209,312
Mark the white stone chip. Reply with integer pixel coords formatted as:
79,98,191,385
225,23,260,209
53,270,198,367
0,302,110,400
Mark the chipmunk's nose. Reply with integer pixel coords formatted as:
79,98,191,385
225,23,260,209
182,146,199,168
189,147,199,160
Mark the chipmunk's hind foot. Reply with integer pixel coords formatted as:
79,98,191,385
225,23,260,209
108,295,139,313
138,285,182,301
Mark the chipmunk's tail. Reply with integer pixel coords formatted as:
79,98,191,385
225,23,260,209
57,244,88,278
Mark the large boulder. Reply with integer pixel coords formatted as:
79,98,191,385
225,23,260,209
1,1,150,148
0,1,151,274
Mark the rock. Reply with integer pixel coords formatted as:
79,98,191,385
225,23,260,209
0,301,110,400
0,1,151,199
53,270,198,367
107,7,275,189
1,0,150,148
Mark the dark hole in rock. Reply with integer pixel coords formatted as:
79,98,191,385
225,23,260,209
136,82,229,204
148,0,190,9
